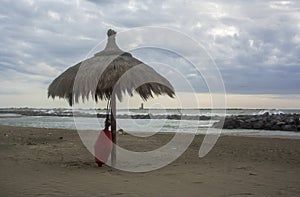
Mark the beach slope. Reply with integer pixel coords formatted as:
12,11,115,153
1,125,300,196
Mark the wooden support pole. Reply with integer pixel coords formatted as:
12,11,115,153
111,95,116,166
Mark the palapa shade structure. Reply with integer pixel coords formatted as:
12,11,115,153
48,29,175,165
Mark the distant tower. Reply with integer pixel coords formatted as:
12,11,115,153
139,103,144,109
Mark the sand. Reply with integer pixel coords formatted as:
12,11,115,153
1,125,300,196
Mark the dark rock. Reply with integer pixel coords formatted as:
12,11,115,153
282,125,297,131
212,113,300,132
276,122,286,126
282,125,292,131
264,123,273,130
253,121,264,129
167,114,181,120
242,123,253,129
287,118,295,124
295,118,299,125
263,112,269,116
271,125,281,131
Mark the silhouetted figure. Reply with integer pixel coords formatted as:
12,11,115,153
94,116,112,167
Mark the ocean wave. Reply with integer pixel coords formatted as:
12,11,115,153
254,109,285,115
1,108,299,120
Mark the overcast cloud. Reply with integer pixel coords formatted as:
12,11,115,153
0,0,299,102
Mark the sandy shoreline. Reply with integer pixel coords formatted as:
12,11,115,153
1,125,300,196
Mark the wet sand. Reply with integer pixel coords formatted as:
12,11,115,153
1,125,300,196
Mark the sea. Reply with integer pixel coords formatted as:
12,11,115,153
0,108,300,138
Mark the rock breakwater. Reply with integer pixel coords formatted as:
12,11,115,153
213,113,300,131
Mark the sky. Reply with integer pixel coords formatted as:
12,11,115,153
0,0,299,109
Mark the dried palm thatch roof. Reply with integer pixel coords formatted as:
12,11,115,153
48,29,175,106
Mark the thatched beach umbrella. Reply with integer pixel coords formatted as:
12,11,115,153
48,29,175,165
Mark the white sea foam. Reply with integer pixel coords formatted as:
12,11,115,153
254,109,285,115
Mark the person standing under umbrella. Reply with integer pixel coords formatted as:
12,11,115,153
94,115,112,167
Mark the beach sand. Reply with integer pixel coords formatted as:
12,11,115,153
1,125,300,196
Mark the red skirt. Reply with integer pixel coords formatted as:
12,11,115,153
94,129,112,167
